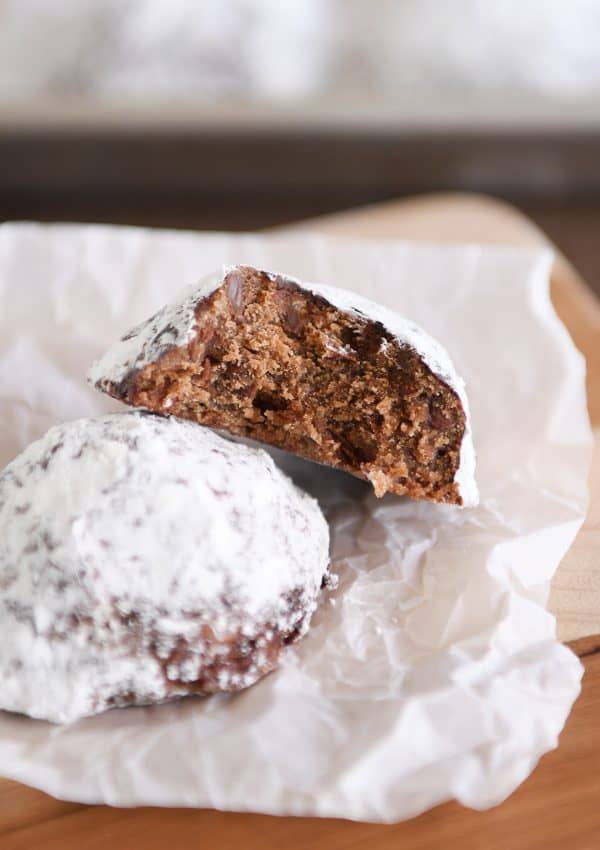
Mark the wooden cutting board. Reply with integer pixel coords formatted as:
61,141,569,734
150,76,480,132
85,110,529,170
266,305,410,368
0,194,598,850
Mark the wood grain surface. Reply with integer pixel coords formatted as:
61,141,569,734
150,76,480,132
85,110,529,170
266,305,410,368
0,194,598,849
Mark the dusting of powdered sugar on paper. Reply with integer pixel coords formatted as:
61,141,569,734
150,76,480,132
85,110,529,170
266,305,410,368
0,411,329,724
89,264,478,507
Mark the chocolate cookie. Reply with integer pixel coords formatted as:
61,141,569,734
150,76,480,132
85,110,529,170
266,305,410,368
0,412,330,723
90,265,477,506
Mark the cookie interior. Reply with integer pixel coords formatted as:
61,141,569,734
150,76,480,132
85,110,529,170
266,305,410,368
127,267,466,503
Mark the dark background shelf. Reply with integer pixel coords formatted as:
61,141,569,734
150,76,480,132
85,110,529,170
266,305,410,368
2,127,600,295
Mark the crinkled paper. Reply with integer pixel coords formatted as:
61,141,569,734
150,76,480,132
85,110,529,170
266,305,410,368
0,223,592,821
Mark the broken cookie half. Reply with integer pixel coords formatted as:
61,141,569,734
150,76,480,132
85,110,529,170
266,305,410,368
89,265,478,506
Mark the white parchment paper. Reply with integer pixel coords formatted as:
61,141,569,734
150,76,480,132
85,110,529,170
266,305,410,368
0,223,592,821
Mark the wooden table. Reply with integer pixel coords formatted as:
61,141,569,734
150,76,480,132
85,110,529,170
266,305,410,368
1,194,598,850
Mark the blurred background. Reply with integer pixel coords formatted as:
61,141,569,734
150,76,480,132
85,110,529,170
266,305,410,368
2,0,600,291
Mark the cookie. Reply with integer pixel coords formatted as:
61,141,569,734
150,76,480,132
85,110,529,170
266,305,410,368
90,265,477,505
0,412,330,723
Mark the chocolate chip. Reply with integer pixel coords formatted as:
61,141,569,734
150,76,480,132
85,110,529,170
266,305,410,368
273,288,306,336
252,390,289,413
283,302,304,336
333,426,378,465
225,270,245,316
341,321,388,357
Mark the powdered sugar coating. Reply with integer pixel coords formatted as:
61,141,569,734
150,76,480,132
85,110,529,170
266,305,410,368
89,269,226,387
0,412,330,724
88,265,478,507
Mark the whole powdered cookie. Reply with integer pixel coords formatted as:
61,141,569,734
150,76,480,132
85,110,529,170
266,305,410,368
89,265,478,507
0,412,330,724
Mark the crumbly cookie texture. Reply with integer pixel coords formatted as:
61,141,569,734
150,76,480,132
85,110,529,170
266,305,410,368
90,265,478,507
0,412,330,724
